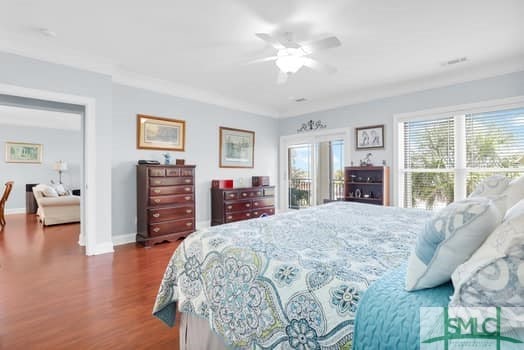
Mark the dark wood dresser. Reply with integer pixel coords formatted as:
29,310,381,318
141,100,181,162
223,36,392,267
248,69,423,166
211,186,275,226
136,164,196,247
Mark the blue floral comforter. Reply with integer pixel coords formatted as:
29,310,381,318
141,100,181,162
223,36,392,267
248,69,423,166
153,202,431,349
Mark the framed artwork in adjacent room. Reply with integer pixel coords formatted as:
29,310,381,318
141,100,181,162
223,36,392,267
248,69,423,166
355,124,384,150
5,142,43,163
137,114,186,151
219,127,255,168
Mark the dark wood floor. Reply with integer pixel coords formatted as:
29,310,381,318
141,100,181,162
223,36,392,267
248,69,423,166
0,214,181,349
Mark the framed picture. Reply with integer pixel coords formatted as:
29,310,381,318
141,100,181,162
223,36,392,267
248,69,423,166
5,142,43,163
137,114,186,151
219,127,255,168
356,125,384,150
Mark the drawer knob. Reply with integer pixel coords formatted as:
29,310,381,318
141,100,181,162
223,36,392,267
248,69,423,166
185,187,191,192
186,209,192,214
246,213,251,217
246,203,251,208
154,189,161,194
253,211,258,215
153,213,160,218
153,227,160,232
154,199,161,203
227,205,232,209
242,193,247,197
186,222,193,227
229,194,235,198
254,202,258,206
185,196,191,200
227,215,233,219
185,179,191,183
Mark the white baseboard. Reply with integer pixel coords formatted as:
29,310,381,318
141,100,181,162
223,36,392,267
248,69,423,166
112,233,136,246
111,220,210,247
86,241,114,256
6,207,26,215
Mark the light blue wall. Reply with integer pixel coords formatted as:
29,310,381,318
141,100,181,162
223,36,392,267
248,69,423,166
0,125,82,209
279,70,524,173
112,84,278,236
0,52,113,246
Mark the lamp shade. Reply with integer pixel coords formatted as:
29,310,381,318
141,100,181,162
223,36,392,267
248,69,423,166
54,160,68,171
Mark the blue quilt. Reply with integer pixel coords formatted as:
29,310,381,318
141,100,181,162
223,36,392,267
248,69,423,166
353,265,453,350
153,202,431,349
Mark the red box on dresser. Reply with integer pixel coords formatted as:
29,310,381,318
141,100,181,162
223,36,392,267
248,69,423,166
136,164,196,247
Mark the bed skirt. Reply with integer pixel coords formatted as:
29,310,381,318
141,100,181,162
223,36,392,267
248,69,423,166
180,313,228,350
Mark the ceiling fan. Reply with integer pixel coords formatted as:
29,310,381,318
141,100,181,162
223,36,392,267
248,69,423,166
250,32,341,84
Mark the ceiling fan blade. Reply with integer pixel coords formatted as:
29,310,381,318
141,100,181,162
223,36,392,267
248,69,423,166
277,71,288,85
301,36,341,54
303,58,337,74
256,33,286,50
256,32,300,49
246,56,278,65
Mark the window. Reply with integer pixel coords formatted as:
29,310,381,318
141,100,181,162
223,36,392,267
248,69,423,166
399,107,524,210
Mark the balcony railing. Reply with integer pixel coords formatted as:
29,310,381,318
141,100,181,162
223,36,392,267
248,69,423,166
289,178,312,209
330,179,345,200
289,178,345,209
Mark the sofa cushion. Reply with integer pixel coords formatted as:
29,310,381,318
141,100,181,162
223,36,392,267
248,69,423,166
38,195,80,207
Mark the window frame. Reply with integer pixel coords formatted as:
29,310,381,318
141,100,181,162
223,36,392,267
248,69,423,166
393,96,524,208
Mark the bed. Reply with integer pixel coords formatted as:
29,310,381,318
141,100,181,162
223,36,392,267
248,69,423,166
353,264,453,350
153,202,432,349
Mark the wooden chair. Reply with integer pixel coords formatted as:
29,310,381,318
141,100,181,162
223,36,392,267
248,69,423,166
0,181,14,228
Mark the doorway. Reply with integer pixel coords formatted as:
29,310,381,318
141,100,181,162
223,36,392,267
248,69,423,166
280,128,350,211
0,83,99,255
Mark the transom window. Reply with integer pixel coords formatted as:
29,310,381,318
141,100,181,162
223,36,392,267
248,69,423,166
398,107,524,210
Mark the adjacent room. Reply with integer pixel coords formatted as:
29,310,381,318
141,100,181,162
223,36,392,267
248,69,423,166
0,0,523,349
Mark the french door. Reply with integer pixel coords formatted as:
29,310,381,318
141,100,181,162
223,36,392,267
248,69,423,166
280,129,350,211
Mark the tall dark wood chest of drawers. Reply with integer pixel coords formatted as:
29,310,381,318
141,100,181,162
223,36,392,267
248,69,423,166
211,186,275,226
136,164,196,247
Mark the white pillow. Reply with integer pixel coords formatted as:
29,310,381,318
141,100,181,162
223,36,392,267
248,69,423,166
469,174,510,214
504,198,524,222
405,197,502,291
450,212,524,307
53,184,68,196
505,175,524,210
35,184,58,197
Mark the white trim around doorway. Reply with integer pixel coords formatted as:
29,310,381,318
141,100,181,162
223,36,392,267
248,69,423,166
0,83,108,256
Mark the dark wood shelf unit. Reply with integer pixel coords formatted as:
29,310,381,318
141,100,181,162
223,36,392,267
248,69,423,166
136,164,196,247
344,166,390,206
211,186,275,226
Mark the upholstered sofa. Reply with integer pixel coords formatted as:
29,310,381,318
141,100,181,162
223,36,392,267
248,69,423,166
32,187,80,226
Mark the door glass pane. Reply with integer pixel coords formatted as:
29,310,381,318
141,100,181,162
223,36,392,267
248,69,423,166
288,144,313,209
330,140,345,200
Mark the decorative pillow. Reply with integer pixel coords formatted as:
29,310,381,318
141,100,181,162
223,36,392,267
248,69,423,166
450,213,524,307
468,174,510,215
35,184,58,197
505,175,524,210
504,198,524,222
405,197,502,291
53,184,68,196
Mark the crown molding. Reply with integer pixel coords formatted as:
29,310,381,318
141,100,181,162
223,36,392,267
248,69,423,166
1,40,523,120
277,56,524,118
0,40,279,118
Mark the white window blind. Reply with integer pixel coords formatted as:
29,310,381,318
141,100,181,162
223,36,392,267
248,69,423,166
399,107,524,210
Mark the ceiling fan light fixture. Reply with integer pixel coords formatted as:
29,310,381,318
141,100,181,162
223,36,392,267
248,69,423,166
275,49,305,74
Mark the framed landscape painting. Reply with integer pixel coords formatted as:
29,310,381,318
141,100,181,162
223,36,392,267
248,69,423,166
137,114,186,151
219,127,255,168
356,124,385,150
5,142,43,163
